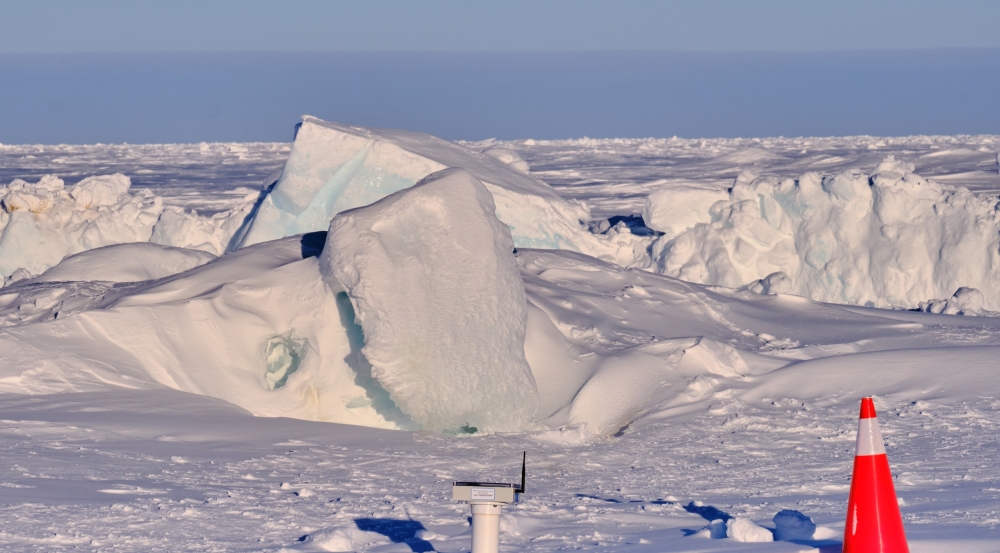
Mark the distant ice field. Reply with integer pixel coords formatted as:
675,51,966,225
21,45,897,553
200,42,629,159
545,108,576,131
0,142,288,216
492,135,1000,218
4,134,998,219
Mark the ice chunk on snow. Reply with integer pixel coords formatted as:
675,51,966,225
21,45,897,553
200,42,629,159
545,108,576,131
30,243,215,284
235,116,650,267
650,156,1000,310
726,517,773,542
320,168,538,432
772,509,817,541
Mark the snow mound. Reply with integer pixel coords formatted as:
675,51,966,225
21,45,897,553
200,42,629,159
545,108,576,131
320,168,538,432
726,517,773,542
772,509,817,541
482,146,530,173
651,157,1000,310
0,174,254,280
0,235,407,429
233,116,648,267
29,242,215,284
518,249,779,437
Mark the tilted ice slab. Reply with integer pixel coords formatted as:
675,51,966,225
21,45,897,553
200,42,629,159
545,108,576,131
233,116,648,266
321,168,539,432
648,156,1000,310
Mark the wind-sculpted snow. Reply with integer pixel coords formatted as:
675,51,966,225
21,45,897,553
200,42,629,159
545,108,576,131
0,173,254,283
320,169,539,432
29,242,216,284
233,116,649,267
649,156,1000,310
0,236,410,429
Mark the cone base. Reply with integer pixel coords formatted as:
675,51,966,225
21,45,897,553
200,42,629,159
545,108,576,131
844,453,908,553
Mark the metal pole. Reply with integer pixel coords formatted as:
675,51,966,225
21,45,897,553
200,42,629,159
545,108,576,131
470,502,502,553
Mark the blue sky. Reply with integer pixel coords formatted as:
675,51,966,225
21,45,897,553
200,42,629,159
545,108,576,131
4,0,1000,53
2,1,999,143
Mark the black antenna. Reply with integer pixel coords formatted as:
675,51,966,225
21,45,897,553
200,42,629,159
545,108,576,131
516,451,526,494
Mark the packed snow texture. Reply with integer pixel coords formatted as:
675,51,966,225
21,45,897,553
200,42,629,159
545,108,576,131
649,156,1000,310
234,116,649,267
321,168,538,432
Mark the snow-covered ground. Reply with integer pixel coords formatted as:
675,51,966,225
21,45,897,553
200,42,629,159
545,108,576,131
2,127,1000,551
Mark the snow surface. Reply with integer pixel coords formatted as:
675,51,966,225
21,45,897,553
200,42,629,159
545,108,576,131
1,130,1000,550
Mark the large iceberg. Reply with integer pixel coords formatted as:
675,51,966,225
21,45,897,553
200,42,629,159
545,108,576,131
232,116,648,267
320,168,538,432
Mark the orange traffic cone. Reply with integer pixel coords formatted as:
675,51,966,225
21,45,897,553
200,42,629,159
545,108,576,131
843,397,908,553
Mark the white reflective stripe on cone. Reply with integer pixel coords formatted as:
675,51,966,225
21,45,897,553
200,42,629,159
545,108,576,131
855,417,886,456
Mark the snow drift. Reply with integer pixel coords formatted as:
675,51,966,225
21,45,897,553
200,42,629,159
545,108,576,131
649,156,1000,310
0,235,406,427
321,168,538,432
29,242,216,284
3,225,1000,437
